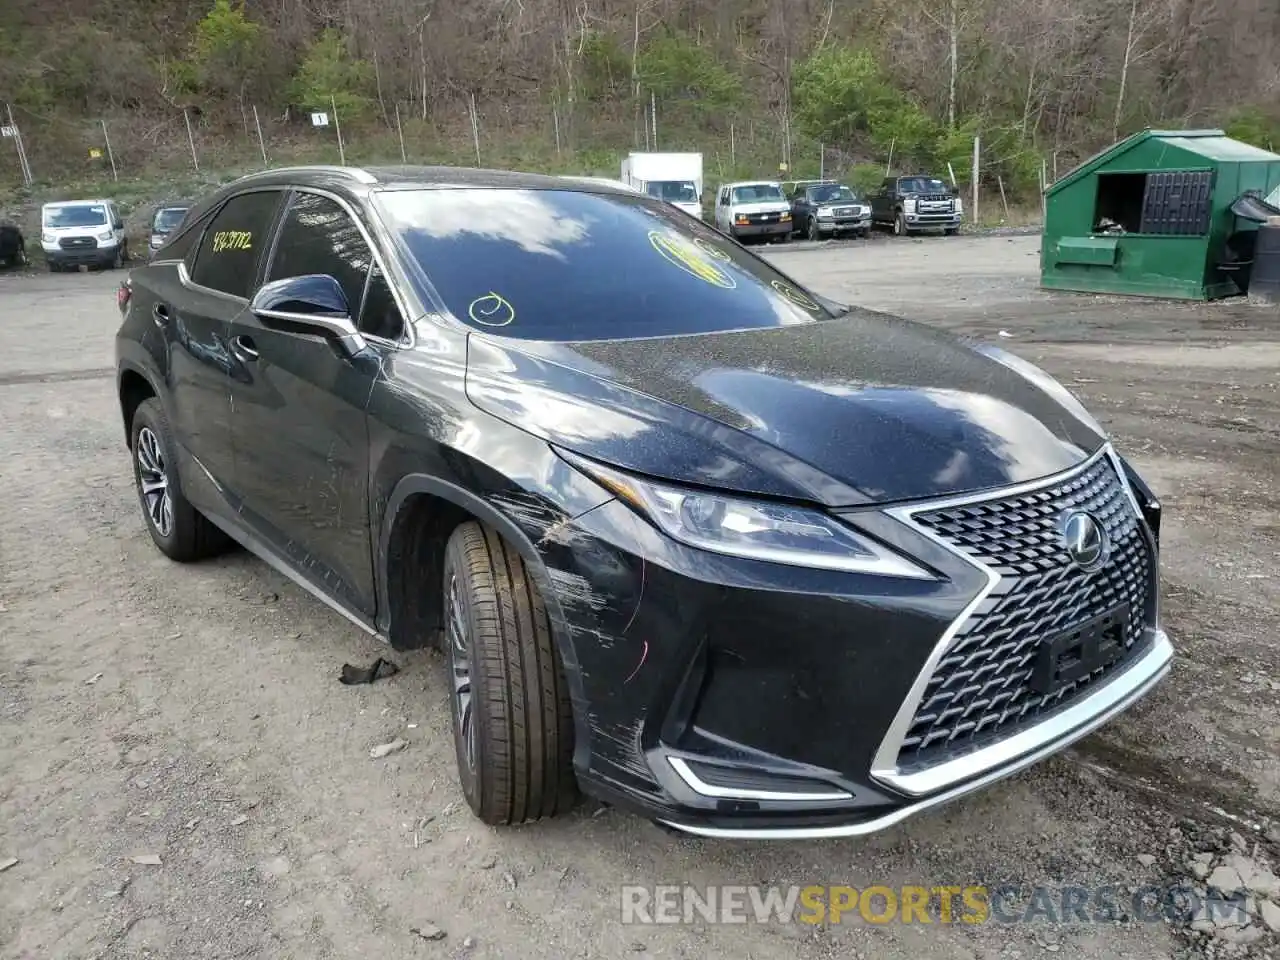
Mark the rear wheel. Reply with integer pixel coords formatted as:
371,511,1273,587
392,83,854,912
443,521,578,825
130,398,230,561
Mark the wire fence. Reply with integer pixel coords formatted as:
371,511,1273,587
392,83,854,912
1,97,1059,223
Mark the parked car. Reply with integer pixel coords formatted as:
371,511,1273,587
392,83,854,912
41,199,129,270
0,223,26,268
115,164,1171,839
713,180,792,242
789,182,871,240
149,204,191,259
559,176,643,193
781,179,833,198
868,175,964,236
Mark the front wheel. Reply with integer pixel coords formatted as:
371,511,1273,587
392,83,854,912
945,226,960,236
110,246,124,270
807,217,820,241
443,521,578,826
894,212,909,237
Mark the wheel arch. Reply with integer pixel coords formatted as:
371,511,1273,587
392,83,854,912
376,474,591,760
117,362,159,448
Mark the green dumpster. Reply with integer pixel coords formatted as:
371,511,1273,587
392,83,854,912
1041,129,1280,300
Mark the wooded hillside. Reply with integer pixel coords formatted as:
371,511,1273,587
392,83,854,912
2,0,1279,196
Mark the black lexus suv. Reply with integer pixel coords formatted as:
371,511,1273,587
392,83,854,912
115,164,1171,839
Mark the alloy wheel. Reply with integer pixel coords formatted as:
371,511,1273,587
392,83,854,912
136,426,173,537
446,573,476,772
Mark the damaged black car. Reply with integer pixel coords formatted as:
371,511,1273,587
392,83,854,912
115,165,1172,838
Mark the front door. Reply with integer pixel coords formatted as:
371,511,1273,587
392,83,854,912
164,189,284,514
226,189,389,620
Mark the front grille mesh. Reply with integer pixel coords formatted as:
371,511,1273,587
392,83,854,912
898,455,1154,772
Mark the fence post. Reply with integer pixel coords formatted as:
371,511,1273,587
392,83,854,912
468,93,481,166
183,108,199,173
650,92,657,151
729,122,735,169
330,95,346,165
101,119,118,181
395,103,406,163
252,105,268,165
885,138,895,176
5,103,33,185
971,135,980,224
819,143,824,180
553,104,561,156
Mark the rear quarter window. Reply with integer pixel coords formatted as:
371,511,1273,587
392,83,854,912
374,188,833,342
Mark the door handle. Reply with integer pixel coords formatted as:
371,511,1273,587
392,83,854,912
153,303,170,328
232,335,259,361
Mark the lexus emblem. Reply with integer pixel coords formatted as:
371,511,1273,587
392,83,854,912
1061,511,1108,570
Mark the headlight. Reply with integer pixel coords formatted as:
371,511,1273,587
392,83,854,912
975,345,1107,437
98,230,113,241
563,454,933,579
817,206,834,219
779,211,791,221
42,232,55,244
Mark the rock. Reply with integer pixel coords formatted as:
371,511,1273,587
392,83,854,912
1191,918,1216,936
370,738,408,759
1229,832,1248,853
1137,854,1157,868
475,856,496,870
1213,925,1264,946
1207,865,1245,895
462,936,476,949
503,872,518,889
1191,861,1212,880
129,854,162,866
410,924,446,941
1194,853,1216,864
0,858,17,873
1256,899,1280,932
230,814,249,827
1222,854,1279,898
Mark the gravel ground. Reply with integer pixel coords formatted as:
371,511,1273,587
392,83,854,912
0,234,1277,960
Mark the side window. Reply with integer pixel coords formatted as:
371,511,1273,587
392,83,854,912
267,192,372,317
718,188,729,206
358,263,405,342
163,210,213,263
189,191,283,298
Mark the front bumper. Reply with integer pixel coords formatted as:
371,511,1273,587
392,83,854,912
816,216,869,234
45,244,118,267
905,211,963,228
525,444,1168,839
732,220,791,238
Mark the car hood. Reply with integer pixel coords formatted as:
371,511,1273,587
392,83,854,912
463,310,1105,506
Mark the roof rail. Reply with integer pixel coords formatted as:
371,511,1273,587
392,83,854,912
233,165,377,184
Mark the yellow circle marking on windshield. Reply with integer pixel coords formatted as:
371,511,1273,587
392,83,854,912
770,280,820,311
692,237,732,263
648,230,736,289
468,292,516,327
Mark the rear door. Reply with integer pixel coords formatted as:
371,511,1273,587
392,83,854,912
226,188,393,620
160,188,284,516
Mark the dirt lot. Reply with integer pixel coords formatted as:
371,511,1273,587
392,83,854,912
1,234,1277,960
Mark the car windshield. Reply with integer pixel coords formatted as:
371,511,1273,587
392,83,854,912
44,204,108,228
153,208,188,231
731,184,785,203
809,185,857,203
646,181,699,204
374,188,834,341
899,178,949,194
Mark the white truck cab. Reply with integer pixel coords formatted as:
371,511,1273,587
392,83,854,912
41,199,128,272
620,152,703,219
714,181,793,243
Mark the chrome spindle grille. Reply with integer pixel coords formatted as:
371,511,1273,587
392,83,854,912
899,455,1155,772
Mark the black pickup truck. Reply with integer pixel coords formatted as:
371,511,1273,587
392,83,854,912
788,182,871,240
868,175,963,236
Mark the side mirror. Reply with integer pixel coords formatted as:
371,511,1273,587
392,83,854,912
249,274,367,356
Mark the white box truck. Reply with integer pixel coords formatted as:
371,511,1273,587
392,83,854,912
620,152,704,220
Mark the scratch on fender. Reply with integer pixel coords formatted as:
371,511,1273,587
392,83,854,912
623,641,649,685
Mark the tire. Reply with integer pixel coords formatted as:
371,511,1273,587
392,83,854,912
111,246,124,270
894,212,909,237
129,398,230,562
775,231,791,243
442,521,578,826
48,261,60,273
15,246,26,266
807,217,820,242
945,227,960,236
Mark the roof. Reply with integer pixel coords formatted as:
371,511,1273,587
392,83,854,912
1048,129,1280,195
725,180,782,188
42,199,112,207
229,164,634,194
